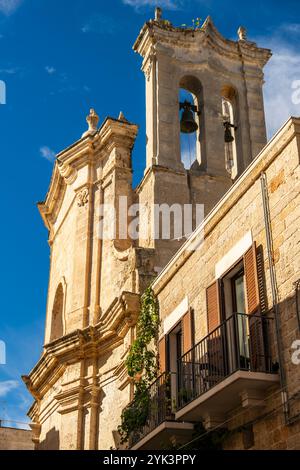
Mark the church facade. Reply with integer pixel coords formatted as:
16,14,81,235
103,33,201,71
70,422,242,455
23,10,300,450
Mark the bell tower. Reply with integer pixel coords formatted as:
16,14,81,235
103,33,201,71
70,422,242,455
134,10,271,268
134,10,271,177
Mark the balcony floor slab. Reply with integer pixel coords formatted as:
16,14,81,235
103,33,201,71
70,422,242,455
175,371,279,423
131,421,194,450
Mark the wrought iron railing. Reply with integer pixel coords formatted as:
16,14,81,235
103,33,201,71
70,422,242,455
129,372,173,447
177,312,275,410
128,313,276,446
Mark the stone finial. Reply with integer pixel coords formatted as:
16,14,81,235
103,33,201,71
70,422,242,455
82,108,99,138
118,111,128,123
238,26,247,41
155,7,162,21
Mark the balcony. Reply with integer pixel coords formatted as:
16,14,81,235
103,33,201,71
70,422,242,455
129,373,194,450
176,313,279,427
129,313,279,449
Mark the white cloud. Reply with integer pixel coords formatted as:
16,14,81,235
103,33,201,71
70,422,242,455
0,67,19,74
45,66,56,75
0,0,23,15
0,380,19,398
260,35,300,138
122,0,183,11
279,23,300,35
40,146,56,163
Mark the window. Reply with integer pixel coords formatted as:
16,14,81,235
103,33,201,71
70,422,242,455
206,244,264,373
222,262,246,319
231,269,246,314
158,309,194,406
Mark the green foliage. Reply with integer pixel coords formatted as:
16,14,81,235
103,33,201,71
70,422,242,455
118,286,160,443
181,17,203,30
192,17,203,29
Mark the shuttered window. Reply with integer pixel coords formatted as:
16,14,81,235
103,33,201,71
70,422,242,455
206,280,221,333
159,308,194,374
244,243,260,315
182,309,194,355
158,336,167,374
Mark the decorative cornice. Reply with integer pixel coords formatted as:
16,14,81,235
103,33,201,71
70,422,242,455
38,117,138,234
93,117,138,154
23,291,140,401
57,160,78,185
115,360,132,392
133,16,271,68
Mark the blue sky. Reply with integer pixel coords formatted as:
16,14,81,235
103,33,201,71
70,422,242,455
0,0,299,427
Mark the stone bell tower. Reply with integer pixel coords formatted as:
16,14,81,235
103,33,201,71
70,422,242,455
134,9,271,269
134,10,271,175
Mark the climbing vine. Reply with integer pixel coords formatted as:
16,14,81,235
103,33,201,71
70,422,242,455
118,286,160,443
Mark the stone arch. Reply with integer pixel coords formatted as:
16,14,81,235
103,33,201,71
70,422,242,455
179,75,206,170
221,84,241,179
50,283,65,342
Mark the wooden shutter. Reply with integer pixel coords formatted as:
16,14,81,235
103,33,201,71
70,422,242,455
244,243,265,370
158,336,167,374
206,281,221,333
244,243,260,315
182,309,194,355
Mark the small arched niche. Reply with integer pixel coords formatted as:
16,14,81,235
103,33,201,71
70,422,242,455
179,76,205,171
50,283,64,342
221,85,240,180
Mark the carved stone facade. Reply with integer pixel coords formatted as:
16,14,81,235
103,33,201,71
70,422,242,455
22,14,298,451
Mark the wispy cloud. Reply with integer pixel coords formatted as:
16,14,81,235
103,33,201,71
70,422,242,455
0,0,23,16
45,66,56,75
81,14,116,35
40,146,56,163
0,380,19,398
279,23,300,35
122,0,183,11
258,28,300,138
0,67,19,74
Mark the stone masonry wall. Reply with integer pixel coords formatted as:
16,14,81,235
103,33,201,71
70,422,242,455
154,119,300,449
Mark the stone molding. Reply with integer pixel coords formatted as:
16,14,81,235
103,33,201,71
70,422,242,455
23,291,140,405
134,16,271,68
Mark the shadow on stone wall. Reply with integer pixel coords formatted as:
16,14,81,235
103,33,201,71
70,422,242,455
39,427,60,450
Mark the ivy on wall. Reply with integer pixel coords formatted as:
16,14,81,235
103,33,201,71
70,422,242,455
118,286,160,443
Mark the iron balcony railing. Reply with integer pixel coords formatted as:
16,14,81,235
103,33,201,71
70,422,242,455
129,372,174,448
177,312,276,410
128,313,276,447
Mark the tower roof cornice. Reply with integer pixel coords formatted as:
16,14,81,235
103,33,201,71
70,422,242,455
133,15,272,67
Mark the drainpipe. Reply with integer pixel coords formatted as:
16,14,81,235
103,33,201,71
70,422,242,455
260,172,290,423
294,280,300,332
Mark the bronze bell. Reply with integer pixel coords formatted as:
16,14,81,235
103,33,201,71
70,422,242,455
180,101,199,134
224,121,235,143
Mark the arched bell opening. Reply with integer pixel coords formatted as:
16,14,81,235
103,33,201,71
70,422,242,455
179,76,205,171
221,85,240,180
